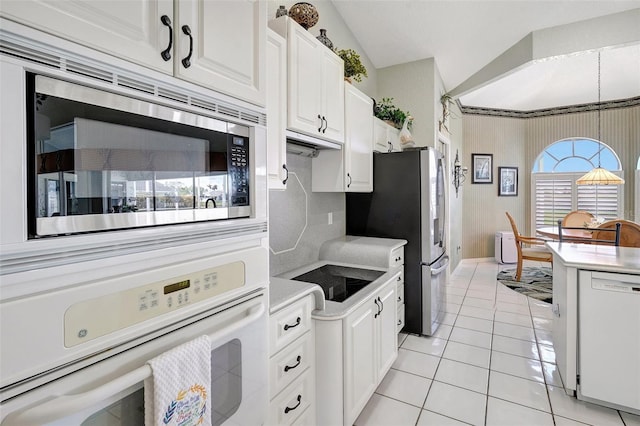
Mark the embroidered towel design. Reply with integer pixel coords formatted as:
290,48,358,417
144,335,212,426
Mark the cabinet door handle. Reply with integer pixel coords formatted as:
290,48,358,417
397,296,402,302
321,116,327,133
284,394,302,414
397,276,402,281
284,355,302,372
282,164,289,185
387,141,393,152
347,173,352,188
398,319,402,326
160,15,173,61
374,298,381,318
181,25,193,68
317,114,323,132
283,316,301,331
378,296,384,313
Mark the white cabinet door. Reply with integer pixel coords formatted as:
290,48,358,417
344,298,377,426
320,48,345,144
175,0,266,106
376,283,398,376
373,118,391,153
279,17,344,144
286,20,323,136
266,29,287,190
0,0,174,74
344,83,373,192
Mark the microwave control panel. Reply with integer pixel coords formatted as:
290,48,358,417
64,261,246,347
229,136,249,206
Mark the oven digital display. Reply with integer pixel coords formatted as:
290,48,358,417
233,137,245,146
164,279,190,294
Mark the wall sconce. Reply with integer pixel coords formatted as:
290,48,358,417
452,149,467,198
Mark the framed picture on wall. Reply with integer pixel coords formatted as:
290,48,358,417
498,166,518,196
472,153,493,184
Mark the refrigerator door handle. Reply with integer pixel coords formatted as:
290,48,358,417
428,256,450,276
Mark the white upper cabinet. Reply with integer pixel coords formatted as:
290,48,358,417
312,82,373,193
266,29,288,190
373,118,401,153
0,0,173,73
270,17,344,145
0,0,266,106
343,83,374,192
175,0,266,106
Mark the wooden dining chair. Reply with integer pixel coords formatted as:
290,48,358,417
505,212,553,281
557,219,621,246
562,210,595,228
592,220,640,248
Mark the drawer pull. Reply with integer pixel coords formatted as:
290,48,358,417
284,355,302,372
283,317,301,331
284,394,302,414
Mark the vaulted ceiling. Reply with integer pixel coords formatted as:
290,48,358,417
331,1,640,111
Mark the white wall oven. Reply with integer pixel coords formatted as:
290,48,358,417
0,249,269,425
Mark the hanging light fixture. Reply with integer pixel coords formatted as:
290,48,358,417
576,52,624,185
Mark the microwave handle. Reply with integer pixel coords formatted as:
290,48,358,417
5,300,265,426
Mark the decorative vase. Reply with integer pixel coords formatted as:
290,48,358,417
275,5,288,18
399,116,414,149
288,2,319,30
316,28,333,50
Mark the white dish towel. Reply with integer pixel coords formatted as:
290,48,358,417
144,335,212,426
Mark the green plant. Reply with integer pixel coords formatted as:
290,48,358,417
373,97,411,130
336,48,368,82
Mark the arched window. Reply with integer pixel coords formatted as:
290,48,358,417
532,138,624,227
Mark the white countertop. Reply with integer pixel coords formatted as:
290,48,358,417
546,242,640,274
276,260,402,320
269,236,407,320
319,235,407,268
269,277,326,314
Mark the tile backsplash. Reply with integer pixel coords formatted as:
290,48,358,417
269,152,345,276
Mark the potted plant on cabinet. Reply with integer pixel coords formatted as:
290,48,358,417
373,97,412,130
336,48,368,83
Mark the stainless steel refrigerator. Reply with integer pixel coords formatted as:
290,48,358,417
346,147,448,335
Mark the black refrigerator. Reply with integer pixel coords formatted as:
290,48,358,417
346,147,449,335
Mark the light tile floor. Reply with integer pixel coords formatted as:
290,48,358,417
355,259,640,426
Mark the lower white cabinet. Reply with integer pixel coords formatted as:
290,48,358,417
269,295,315,425
316,275,398,426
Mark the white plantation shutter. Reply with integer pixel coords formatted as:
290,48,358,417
534,178,572,227
532,172,623,229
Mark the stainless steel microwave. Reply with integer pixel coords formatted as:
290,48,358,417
28,74,252,237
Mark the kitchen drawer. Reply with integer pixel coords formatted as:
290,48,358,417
270,332,313,398
292,405,315,426
397,304,405,333
396,283,404,306
270,295,313,356
390,247,404,268
269,369,314,426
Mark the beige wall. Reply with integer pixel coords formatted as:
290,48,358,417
377,58,436,148
462,104,639,259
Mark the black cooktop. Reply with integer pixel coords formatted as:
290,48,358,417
291,264,384,302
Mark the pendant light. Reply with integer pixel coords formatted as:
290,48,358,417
576,52,624,185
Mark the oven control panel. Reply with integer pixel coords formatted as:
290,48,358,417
229,136,249,207
64,261,246,347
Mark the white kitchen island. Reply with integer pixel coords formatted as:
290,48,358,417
547,242,640,415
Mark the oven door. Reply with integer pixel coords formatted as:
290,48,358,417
0,292,268,426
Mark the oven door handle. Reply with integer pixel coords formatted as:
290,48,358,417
4,300,265,426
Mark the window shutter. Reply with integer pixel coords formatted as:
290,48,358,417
577,185,619,220
534,178,572,227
